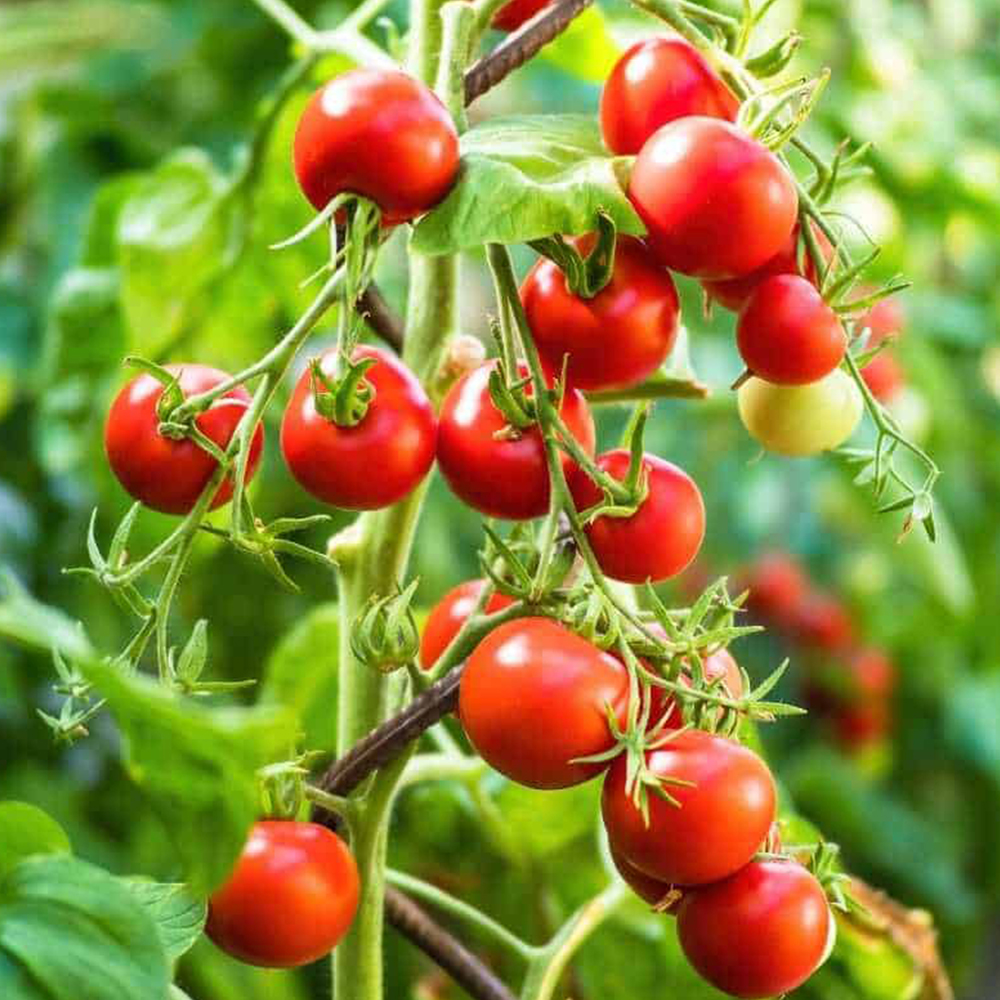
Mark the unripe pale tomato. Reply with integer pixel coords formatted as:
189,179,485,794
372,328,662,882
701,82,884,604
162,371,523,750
293,69,459,225
600,36,738,156
281,345,436,510
677,859,832,998
419,579,516,670
459,617,629,789
790,591,855,652
602,730,776,886
206,821,360,968
737,275,846,385
491,0,551,30
741,552,809,627
737,369,863,456
702,221,834,312
611,846,679,911
105,364,264,516
861,351,904,403
628,118,798,280
521,235,680,392
436,361,595,520
569,450,705,583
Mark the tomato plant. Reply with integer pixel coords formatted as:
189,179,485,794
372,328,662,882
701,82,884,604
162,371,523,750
206,821,360,968
105,364,264,515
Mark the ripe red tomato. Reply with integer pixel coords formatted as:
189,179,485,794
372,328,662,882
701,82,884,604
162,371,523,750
628,117,798,280
737,275,846,385
293,69,459,225
459,617,629,789
702,221,833,312
600,36,738,156
491,0,551,30
436,361,596,520
521,235,680,392
791,591,855,652
846,647,897,699
654,647,745,729
861,351,904,403
611,846,679,910
206,821,360,968
742,552,809,627
859,292,905,346
281,345,436,510
105,364,264,516
569,450,705,583
834,701,891,747
601,730,776,886
419,579,516,670
678,859,832,998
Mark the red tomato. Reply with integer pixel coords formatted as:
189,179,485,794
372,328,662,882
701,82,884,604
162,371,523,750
436,361,596,520
281,345,436,510
419,580,516,670
569,450,705,583
105,364,264,516
834,701,891,747
293,69,459,225
601,730,776,886
846,647,897,698
628,117,798,280
459,617,629,789
741,552,809,626
678,859,832,998
611,846,679,911
600,36,738,155
521,235,680,392
861,351,904,403
492,0,551,30
702,221,833,312
859,292,905,346
791,591,855,652
736,275,846,385
207,821,360,968
654,647,745,729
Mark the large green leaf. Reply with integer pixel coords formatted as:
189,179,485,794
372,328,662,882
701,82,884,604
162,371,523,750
0,855,170,1000
540,6,620,82
81,658,297,894
120,881,205,965
0,570,93,661
0,802,71,879
411,115,643,255
116,149,237,356
46,267,125,379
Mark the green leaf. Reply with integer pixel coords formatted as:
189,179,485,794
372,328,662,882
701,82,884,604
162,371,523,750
0,570,93,661
261,603,340,754
0,855,170,1000
116,149,237,356
0,803,71,879
540,6,620,82
120,880,206,965
411,115,643,255
80,658,297,894
82,174,144,267
46,267,126,378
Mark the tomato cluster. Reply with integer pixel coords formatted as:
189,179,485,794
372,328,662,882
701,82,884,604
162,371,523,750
858,290,907,403
741,552,899,750
421,589,833,997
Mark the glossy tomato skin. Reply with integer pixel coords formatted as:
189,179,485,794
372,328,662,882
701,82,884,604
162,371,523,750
678,860,832,998
600,36,738,155
293,69,459,225
281,345,436,510
737,369,863,457
737,275,846,385
628,117,798,280
492,0,550,30
569,450,704,583
702,221,833,312
105,365,264,516
601,730,776,886
419,579,516,669
742,552,809,627
437,361,596,520
459,617,630,789
521,235,680,392
206,821,360,968
861,351,904,403
611,847,679,910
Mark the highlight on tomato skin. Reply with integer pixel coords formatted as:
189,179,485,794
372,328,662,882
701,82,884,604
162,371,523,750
419,579,516,670
600,35,739,156
206,821,360,969
105,364,265,516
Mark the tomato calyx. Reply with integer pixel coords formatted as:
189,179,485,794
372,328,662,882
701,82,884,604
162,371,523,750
528,211,619,299
258,751,324,821
486,361,538,437
350,578,422,674
310,352,379,427
740,71,831,151
480,520,575,604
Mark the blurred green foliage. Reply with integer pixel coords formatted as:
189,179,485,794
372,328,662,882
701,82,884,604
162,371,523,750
1,0,999,997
